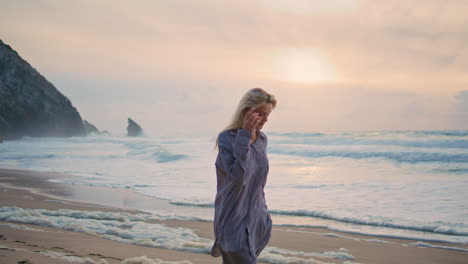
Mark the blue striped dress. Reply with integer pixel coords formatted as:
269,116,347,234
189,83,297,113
211,129,272,263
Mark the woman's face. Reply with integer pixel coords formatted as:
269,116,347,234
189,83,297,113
254,103,274,130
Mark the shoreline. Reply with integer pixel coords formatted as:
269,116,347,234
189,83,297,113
1,168,467,264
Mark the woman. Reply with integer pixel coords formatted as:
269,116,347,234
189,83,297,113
211,88,277,263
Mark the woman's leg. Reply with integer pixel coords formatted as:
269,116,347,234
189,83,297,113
220,227,257,263
221,250,256,264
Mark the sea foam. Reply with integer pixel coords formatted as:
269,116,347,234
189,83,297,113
0,206,212,253
268,147,468,163
269,209,468,237
0,206,356,264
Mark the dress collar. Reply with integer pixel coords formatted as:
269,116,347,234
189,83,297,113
229,129,265,139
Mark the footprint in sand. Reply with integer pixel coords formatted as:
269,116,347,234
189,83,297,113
89,253,122,261
51,246,65,250
0,248,16,251
17,260,32,264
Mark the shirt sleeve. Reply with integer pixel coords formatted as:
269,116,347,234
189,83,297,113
217,129,252,185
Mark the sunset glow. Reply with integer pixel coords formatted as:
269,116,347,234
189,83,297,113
274,49,334,84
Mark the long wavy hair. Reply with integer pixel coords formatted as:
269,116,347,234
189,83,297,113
216,88,277,148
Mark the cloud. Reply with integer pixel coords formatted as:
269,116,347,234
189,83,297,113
258,0,361,14
2,0,467,85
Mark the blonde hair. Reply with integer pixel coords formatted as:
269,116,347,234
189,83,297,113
216,88,277,148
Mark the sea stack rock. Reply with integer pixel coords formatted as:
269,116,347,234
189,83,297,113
0,39,85,139
127,118,142,137
83,120,100,135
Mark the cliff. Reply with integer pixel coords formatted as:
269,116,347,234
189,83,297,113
0,40,85,139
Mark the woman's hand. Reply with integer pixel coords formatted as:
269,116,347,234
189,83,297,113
242,107,261,133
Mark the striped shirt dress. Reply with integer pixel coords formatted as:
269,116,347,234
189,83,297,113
211,129,272,263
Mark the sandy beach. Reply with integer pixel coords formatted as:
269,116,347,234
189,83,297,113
0,168,467,264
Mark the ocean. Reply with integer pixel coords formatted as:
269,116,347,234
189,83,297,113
1,130,467,246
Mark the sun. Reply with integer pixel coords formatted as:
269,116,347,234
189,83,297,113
274,48,334,84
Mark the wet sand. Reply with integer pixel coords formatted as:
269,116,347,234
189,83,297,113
1,168,467,264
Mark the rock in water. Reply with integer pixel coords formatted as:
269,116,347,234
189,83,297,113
127,118,142,137
83,120,100,135
0,39,85,139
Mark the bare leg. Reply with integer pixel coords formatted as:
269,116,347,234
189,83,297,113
221,250,257,264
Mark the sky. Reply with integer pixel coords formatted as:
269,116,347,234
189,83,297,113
1,0,467,135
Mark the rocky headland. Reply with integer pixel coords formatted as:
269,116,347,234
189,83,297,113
0,39,85,140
